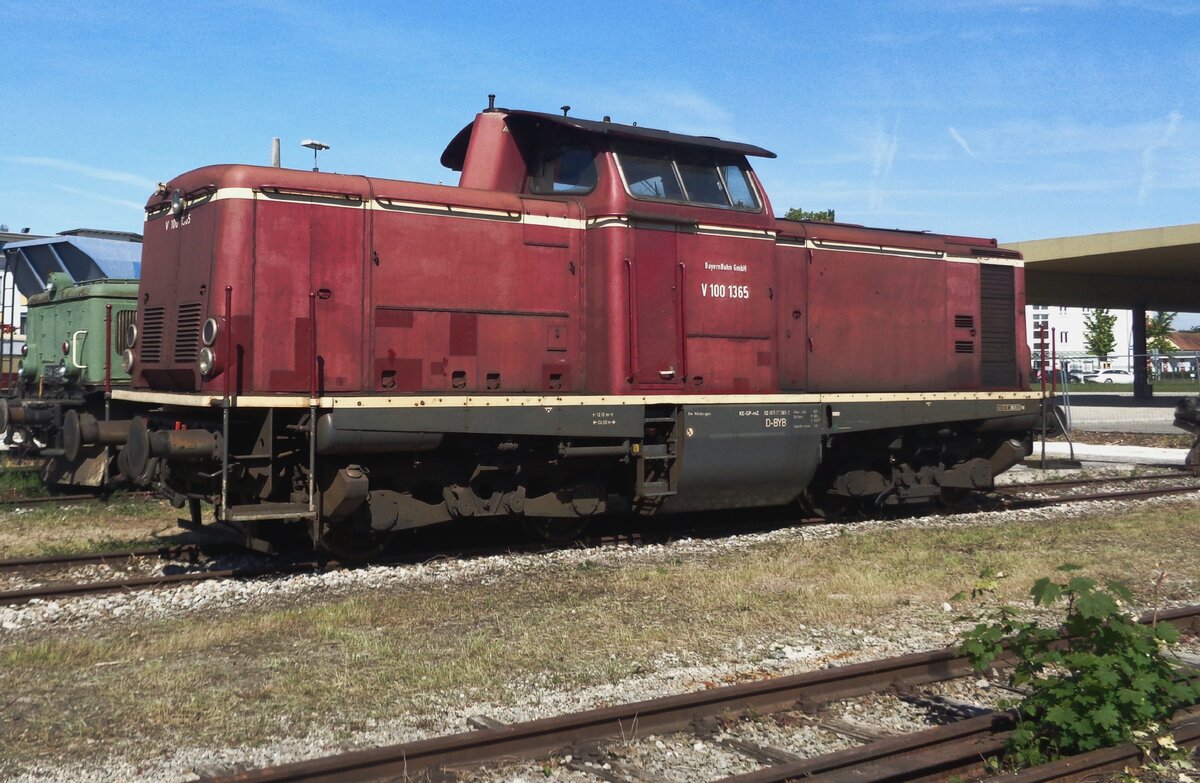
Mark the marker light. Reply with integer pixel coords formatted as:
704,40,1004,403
201,317,219,347
198,347,216,378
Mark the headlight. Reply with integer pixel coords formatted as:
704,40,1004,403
126,322,137,348
20,344,27,356
120,349,135,373
198,347,216,378
202,317,219,347
61,340,70,356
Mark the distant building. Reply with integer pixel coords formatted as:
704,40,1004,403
1025,305,1134,372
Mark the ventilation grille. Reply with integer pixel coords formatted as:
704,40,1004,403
174,302,202,364
140,307,165,364
114,309,136,353
954,315,974,329
980,265,1017,387
955,341,975,354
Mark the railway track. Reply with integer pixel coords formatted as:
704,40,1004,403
0,551,325,607
2,475,1198,609
200,605,1200,783
1005,468,1197,491
0,543,212,574
0,491,102,506
995,474,1200,508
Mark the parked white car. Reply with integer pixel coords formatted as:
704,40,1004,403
1083,369,1134,384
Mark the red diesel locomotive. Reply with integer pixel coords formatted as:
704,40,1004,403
93,102,1041,552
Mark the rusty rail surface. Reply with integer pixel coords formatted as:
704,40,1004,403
714,710,1200,783
1004,469,1196,492
1002,482,1200,507
0,557,332,607
202,606,1200,783
0,543,210,574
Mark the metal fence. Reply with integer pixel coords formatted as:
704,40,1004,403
1036,352,1200,437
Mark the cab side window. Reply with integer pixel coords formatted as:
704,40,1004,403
614,145,761,211
719,163,759,210
528,142,597,195
616,149,685,200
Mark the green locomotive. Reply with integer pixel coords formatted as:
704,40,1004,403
2,273,140,486
2,230,142,486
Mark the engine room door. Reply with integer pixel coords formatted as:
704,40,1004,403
776,244,809,390
253,196,366,393
631,225,683,385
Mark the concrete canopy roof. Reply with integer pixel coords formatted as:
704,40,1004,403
1002,223,1200,311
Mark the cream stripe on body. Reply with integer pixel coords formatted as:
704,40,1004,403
150,188,1023,267
112,389,1047,410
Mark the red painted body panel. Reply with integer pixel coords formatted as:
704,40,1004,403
133,112,1027,400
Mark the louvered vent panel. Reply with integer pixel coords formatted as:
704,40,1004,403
114,310,136,353
174,302,202,364
955,341,975,354
954,315,974,329
140,307,165,364
979,265,1017,387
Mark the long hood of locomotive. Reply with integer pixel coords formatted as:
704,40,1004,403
134,163,1028,401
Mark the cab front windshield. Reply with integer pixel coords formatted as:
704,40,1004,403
614,145,760,211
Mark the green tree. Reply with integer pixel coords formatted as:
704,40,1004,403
1147,311,1177,355
1083,308,1118,360
784,207,836,222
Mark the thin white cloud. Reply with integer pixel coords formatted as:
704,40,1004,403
4,156,155,191
948,127,977,158
1138,111,1182,203
54,185,145,211
867,121,900,210
870,125,899,179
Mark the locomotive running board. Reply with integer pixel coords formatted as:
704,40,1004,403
219,502,316,523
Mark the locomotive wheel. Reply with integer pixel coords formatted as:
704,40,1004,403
815,492,856,521
938,487,972,508
316,515,394,560
522,516,590,542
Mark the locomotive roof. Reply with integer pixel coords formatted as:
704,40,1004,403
440,109,776,171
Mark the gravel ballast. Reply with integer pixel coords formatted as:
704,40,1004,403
2,461,1198,782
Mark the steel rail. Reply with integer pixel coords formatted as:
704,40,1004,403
200,606,1200,783
1003,483,1200,507
714,710,1200,783
0,558,330,606
0,543,210,574
0,492,102,506
711,712,1011,783
1001,714,1200,783
1004,470,1196,492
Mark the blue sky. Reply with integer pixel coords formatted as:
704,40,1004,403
2,0,1196,245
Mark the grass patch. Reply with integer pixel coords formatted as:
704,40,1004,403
0,496,185,559
1,501,1199,771
0,468,47,500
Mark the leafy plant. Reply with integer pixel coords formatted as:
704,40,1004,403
956,565,1200,768
784,207,836,222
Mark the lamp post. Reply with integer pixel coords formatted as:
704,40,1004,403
301,139,329,172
